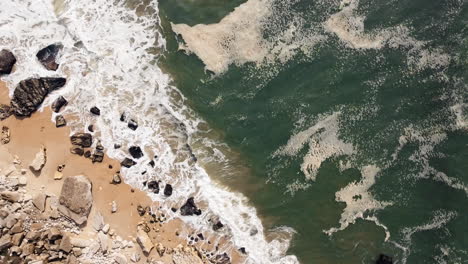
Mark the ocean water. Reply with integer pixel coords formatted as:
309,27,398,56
1,0,467,263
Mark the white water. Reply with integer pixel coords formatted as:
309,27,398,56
0,0,298,263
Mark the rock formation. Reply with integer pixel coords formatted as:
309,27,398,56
11,77,66,117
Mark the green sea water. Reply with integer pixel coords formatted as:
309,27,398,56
157,0,468,263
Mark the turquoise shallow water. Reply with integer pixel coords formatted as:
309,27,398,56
158,0,467,263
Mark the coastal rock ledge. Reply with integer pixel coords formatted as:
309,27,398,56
58,175,93,225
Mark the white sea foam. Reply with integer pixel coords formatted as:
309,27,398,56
324,165,392,236
0,0,298,263
171,0,325,74
275,112,355,181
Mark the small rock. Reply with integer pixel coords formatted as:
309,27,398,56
55,115,67,127
57,164,65,172
70,133,93,147
70,238,88,248
102,224,110,234
54,171,63,180
32,193,47,212
29,146,46,172
0,235,12,250
90,106,100,116
137,205,146,216
92,150,104,163
1,126,10,144
47,228,62,241
147,181,159,194
25,231,40,241
136,228,154,255
51,96,68,112
72,248,82,256
112,173,122,184
156,243,165,257
114,253,128,264
130,252,141,263
213,220,224,231
84,150,91,158
59,235,72,253
18,176,27,185
164,184,173,197
0,49,16,74
121,158,136,168
92,212,104,231
98,231,110,254
1,191,20,202
129,146,143,159
0,104,12,120
88,124,94,132
11,232,24,246
70,146,84,156
128,119,138,130
111,201,117,213
36,44,62,71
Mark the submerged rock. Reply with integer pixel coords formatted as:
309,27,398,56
180,197,201,216
55,115,66,127
129,146,143,159
11,77,66,117
51,96,67,113
90,106,100,116
36,44,62,71
376,254,393,264
121,158,136,168
0,49,16,74
58,175,93,225
70,133,92,147
212,220,224,231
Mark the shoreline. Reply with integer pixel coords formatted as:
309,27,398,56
0,79,243,263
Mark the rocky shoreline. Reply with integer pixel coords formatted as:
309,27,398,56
0,48,240,264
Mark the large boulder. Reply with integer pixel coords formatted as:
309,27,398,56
180,197,201,216
10,77,66,117
58,175,93,225
0,49,16,74
36,44,62,71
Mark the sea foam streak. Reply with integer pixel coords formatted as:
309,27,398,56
0,0,298,263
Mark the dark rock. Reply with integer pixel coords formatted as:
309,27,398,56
70,147,84,156
90,106,100,116
171,207,177,213
84,150,92,158
114,144,121,149
163,184,173,197
11,77,66,117
36,44,62,71
129,146,143,159
51,96,67,113
92,150,104,163
214,253,230,264
180,197,201,216
213,221,224,231
96,141,104,151
197,233,204,240
137,205,146,216
0,49,16,74
55,115,66,127
128,119,138,130
148,160,155,167
0,104,12,120
121,158,136,168
147,181,159,194
70,133,92,147
376,254,393,264
88,125,94,132
239,247,246,254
